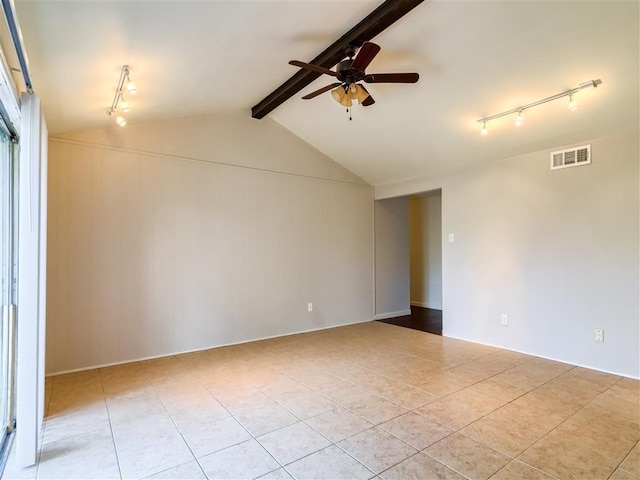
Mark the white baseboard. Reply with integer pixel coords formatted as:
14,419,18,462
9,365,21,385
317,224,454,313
410,301,442,310
374,310,411,320
443,333,640,380
46,317,374,377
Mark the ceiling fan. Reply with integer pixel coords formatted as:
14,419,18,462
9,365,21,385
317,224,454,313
289,41,419,110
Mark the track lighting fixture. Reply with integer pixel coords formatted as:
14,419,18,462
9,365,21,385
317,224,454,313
568,94,578,111
477,79,601,135
106,65,138,127
515,110,523,127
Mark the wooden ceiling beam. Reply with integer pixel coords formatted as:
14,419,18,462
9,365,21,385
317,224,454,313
251,0,425,119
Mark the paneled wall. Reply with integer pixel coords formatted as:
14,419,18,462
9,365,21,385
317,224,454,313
46,114,374,374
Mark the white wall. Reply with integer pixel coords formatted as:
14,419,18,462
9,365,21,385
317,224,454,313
409,192,442,309
377,132,639,378
46,112,374,374
374,197,409,319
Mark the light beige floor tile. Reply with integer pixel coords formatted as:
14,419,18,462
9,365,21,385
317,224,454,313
305,407,373,443
589,381,640,423
164,393,230,426
144,460,206,479
378,384,437,409
463,377,532,402
352,372,400,394
489,460,554,479
343,393,408,425
43,400,110,445
37,427,120,479
316,382,372,406
277,390,337,419
416,388,506,430
285,445,374,479
379,452,465,480
337,427,417,474
620,443,640,475
215,388,276,414
199,439,281,479
139,356,185,380
518,405,639,480
424,433,510,480
561,366,621,389
412,371,477,397
110,410,178,445
511,389,581,423
460,403,558,457
516,357,573,378
179,415,251,458
257,468,294,479
115,427,195,479
106,395,169,428
47,384,105,413
149,374,203,399
259,376,313,402
257,421,331,466
379,412,453,450
234,402,299,437
610,468,640,480
50,370,102,397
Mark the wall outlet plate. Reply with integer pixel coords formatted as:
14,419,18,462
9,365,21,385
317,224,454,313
501,314,508,326
308,303,313,312
594,328,604,342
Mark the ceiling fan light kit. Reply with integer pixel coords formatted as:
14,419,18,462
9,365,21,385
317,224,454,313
477,79,602,135
106,65,137,127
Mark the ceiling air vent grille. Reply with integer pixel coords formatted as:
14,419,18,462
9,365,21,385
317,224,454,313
550,145,591,170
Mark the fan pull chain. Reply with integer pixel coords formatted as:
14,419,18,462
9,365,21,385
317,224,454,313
347,107,352,121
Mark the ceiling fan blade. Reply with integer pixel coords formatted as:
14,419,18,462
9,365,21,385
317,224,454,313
359,85,375,106
364,72,419,83
301,82,342,100
289,60,338,77
351,42,381,72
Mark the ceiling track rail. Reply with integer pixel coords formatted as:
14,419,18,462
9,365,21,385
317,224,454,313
250,0,424,120
1,0,33,93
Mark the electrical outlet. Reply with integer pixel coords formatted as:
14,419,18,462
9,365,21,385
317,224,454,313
594,328,604,342
308,303,313,312
448,233,455,243
501,314,508,326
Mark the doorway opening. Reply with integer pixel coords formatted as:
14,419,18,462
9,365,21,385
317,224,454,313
379,189,443,334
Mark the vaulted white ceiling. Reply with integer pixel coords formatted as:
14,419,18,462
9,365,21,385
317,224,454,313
14,1,639,186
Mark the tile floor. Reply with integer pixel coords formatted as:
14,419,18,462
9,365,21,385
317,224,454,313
2,321,638,480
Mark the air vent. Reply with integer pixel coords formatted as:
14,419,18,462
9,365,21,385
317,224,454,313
551,145,591,170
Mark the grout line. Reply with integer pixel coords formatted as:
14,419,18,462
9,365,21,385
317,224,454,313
97,368,124,480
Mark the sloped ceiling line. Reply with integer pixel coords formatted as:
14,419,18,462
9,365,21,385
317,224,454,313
250,0,424,120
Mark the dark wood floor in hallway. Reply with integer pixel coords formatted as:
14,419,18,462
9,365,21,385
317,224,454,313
377,306,442,335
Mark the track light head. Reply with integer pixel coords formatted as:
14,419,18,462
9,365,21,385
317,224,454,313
569,94,578,111
515,111,523,126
